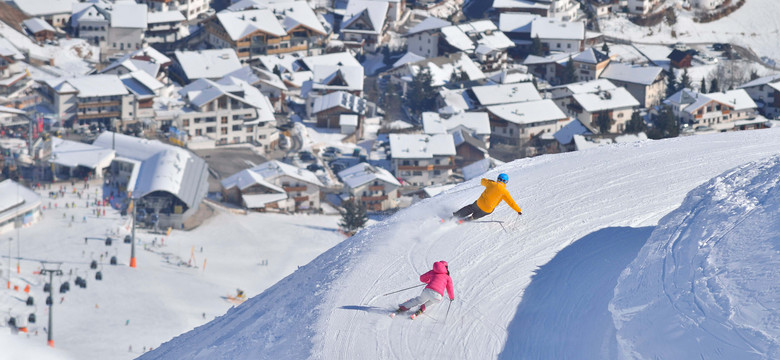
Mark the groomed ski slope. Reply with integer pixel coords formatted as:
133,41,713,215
141,128,780,360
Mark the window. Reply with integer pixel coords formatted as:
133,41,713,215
182,119,190,127
221,127,228,135
221,117,228,124
412,171,422,176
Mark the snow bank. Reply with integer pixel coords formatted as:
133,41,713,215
610,155,780,359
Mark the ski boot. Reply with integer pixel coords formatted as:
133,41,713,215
410,305,425,319
390,306,409,318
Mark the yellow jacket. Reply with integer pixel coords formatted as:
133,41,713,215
476,178,522,214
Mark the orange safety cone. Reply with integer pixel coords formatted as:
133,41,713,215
24,284,30,293
48,339,54,347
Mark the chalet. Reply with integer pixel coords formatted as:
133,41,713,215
0,38,24,75
550,79,639,133
256,52,361,93
405,16,451,58
571,48,611,82
439,20,514,71
340,0,390,53
422,111,491,146
664,89,758,131
486,99,569,147
221,160,324,213
146,10,187,49
523,52,573,84
668,49,693,69
338,162,402,212
738,74,780,119
302,63,364,118
389,133,456,186
312,91,367,132
138,0,208,21
589,0,620,18
205,1,328,62
37,74,132,129
175,75,277,150
224,66,288,111
599,63,666,107
386,53,486,97
119,70,165,122
22,18,56,42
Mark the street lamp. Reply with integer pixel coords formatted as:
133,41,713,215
130,193,137,268
6,237,11,289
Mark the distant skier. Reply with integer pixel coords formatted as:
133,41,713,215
452,173,522,221
395,261,454,319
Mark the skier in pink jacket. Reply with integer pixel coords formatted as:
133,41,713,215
395,261,455,319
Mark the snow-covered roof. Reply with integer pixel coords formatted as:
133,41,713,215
102,46,171,75
438,88,476,112
22,18,56,34
92,132,209,209
311,65,364,92
405,53,486,87
120,71,164,98
216,9,287,40
175,49,243,80
312,91,367,114
110,1,147,29
342,0,389,35
247,160,323,187
227,0,327,35
0,38,24,60
739,73,780,89
471,82,541,106
441,20,513,53
179,75,275,121
523,52,572,65
487,68,533,84
221,168,286,192
406,16,451,36
225,66,288,91
573,48,609,64
47,74,129,97
531,18,585,40
572,87,640,112
50,137,115,169
554,118,592,145
243,193,289,208
487,99,568,125
498,12,539,33
492,0,548,10
391,52,425,69
600,63,664,86
421,183,456,198
147,10,186,24
12,0,77,16
389,133,456,159
562,78,618,95
422,112,491,136
0,180,40,225
301,52,361,71
338,162,400,189
461,157,493,181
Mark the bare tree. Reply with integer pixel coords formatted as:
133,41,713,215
707,60,748,91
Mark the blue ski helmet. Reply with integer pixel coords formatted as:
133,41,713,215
497,173,509,183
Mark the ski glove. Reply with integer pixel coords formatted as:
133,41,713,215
517,211,523,215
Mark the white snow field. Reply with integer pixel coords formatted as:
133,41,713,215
140,127,780,360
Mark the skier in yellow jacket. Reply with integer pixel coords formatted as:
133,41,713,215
453,173,522,221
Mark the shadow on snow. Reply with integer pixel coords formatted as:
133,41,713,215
498,226,654,360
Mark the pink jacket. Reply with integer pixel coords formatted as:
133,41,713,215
420,261,455,300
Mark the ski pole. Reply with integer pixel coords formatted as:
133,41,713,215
444,299,453,323
381,283,425,297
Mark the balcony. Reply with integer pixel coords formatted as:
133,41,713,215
78,100,120,109
293,195,309,202
368,185,384,191
283,186,307,192
267,44,307,55
77,111,120,120
361,195,388,202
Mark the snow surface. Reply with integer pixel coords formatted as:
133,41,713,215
140,127,780,359
0,185,346,359
600,0,780,63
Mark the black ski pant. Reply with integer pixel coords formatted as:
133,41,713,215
453,201,490,220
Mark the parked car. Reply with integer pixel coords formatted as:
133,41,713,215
299,151,315,162
321,151,339,160
329,161,347,172
307,164,324,172
323,146,342,154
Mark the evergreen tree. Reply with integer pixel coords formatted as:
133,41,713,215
648,105,679,139
601,42,610,56
700,77,707,93
449,67,468,84
530,35,544,56
562,55,577,84
680,68,691,90
406,67,437,115
665,64,678,98
710,78,719,92
625,111,647,134
594,111,613,134
750,69,760,80
339,200,368,235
